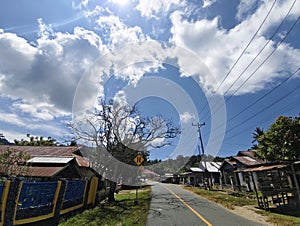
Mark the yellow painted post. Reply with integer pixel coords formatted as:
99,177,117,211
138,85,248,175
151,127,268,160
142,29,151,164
88,177,99,205
13,181,23,225
0,180,11,226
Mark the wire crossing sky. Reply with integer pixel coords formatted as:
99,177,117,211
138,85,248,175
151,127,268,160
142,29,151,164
0,0,299,159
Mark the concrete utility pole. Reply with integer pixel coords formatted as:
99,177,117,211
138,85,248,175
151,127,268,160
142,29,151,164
193,122,211,189
192,122,207,171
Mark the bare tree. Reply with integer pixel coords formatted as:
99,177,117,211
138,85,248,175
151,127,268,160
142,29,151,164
71,100,180,202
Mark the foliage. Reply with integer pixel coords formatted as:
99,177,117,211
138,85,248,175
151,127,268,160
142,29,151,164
14,134,57,146
0,148,31,177
252,116,300,161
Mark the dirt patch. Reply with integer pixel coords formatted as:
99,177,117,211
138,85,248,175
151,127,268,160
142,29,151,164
230,205,273,226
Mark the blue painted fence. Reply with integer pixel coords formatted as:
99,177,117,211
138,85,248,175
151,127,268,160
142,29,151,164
18,182,58,209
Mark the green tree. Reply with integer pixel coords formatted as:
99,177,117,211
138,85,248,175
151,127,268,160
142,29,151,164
14,135,57,146
253,115,300,161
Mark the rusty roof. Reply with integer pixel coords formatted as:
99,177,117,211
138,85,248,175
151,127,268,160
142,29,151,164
232,156,261,166
29,166,66,177
0,145,90,167
235,164,287,172
0,165,65,177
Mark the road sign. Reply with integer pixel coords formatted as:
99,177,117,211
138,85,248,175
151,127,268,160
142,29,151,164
134,154,144,166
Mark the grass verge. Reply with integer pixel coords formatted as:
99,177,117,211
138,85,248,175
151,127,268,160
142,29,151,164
182,186,300,226
59,186,151,226
183,186,256,209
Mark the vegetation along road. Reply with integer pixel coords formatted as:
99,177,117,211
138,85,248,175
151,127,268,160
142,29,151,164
146,182,266,226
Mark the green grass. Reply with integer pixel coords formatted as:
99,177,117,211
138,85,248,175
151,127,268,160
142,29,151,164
183,186,257,209
182,186,300,226
59,186,151,226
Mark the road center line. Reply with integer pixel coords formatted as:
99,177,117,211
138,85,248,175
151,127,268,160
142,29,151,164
162,185,213,226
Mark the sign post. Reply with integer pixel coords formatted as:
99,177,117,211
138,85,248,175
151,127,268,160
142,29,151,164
133,154,144,205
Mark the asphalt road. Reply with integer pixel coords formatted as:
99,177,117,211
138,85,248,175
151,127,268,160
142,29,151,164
146,182,267,226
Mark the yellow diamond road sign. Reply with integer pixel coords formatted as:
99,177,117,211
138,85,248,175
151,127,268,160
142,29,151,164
134,154,144,166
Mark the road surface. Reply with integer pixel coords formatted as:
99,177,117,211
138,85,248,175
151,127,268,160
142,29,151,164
146,183,267,226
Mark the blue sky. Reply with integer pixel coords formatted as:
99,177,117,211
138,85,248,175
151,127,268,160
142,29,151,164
0,0,299,160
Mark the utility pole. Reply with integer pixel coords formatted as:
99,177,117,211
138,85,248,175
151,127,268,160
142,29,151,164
192,122,207,170
192,122,210,189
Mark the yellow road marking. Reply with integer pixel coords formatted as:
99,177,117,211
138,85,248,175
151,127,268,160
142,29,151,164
163,185,213,226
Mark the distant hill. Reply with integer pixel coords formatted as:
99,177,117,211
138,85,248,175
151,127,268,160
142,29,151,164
0,134,13,145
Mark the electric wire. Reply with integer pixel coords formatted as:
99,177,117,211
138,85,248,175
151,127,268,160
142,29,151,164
198,0,277,116
225,98,300,142
202,67,300,137
226,84,300,135
200,0,297,121
202,14,299,122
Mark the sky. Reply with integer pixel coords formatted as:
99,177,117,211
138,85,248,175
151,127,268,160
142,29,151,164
0,0,299,161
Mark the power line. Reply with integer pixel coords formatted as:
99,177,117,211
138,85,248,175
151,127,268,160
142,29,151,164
224,15,299,103
226,84,300,135
198,0,277,116
202,14,299,122
223,0,297,98
225,99,300,142
227,67,299,123
202,67,300,138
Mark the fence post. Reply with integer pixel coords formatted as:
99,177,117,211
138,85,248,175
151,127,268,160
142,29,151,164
3,178,21,226
84,179,91,208
52,179,67,225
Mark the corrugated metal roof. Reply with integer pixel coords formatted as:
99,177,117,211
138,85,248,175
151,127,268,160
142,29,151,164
0,145,89,167
0,166,65,177
190,161,222,173
0,145,79,156
29,166,65,177
236,164,287,172
233,156,261,166
27,156,74,164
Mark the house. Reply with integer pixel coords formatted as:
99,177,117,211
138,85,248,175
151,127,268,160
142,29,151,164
219,150,300,208
180,161,222,187
0,145,97,180
219,150,264,191
0,145,106,225
236,161,300,208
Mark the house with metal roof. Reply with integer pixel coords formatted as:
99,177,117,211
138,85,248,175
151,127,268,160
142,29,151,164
181,161,222,188
0,145,97,180
219,150,265,191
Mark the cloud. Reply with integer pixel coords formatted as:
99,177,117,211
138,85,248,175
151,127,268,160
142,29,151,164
0,112,26,127
236,0,262,21
169,0,300,95
0,23,108,118
96,13,147,48
202,0,217,9
180,112,195,123
136,0,182,19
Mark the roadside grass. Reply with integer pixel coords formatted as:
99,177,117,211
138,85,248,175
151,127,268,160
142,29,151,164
183,186,257,209
182,186,300,226
59,186,151,226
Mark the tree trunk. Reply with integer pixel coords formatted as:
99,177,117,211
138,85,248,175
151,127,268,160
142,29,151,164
108,181,117,203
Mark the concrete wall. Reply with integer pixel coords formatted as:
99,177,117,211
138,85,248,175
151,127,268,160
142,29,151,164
0,177,99,226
